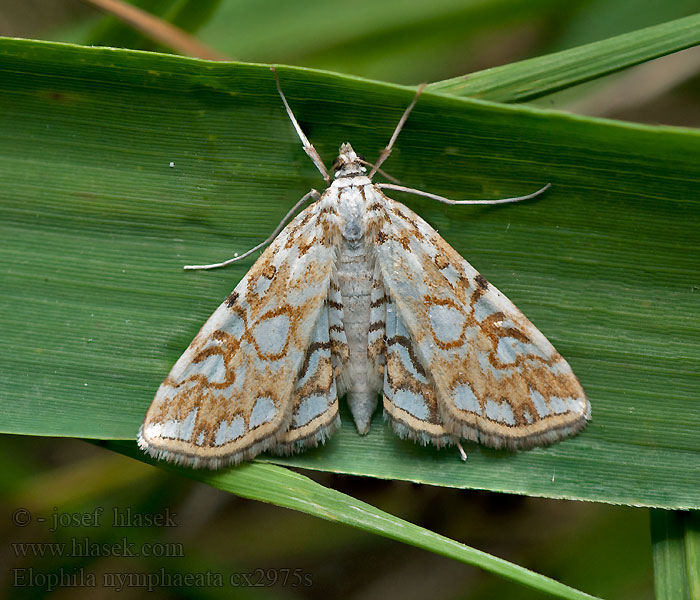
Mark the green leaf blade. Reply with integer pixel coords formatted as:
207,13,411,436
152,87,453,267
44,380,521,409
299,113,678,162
108,441,601,600
427,13,700,102
651,510,700,600
0,38,698,509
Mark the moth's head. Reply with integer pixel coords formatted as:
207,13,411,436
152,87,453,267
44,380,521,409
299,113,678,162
333,143,366,178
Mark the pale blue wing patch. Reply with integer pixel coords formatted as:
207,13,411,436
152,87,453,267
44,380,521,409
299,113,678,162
214,416,246,447
145,407,199,443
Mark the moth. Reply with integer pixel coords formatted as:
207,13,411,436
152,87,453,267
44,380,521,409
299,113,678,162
138,69,590,468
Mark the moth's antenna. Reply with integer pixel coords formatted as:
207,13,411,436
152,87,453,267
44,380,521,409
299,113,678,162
375,182,551,205
369,83,426,179
271,66,330,184
184,189,320,270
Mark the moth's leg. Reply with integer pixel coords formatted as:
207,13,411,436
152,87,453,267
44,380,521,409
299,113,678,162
271,66,330,184
457,441,467,462
184,189,320,271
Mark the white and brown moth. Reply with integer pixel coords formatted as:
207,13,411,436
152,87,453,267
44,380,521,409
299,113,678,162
138,70,590,468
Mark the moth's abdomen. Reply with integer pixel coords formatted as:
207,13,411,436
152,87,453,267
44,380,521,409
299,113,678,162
336,237,382,434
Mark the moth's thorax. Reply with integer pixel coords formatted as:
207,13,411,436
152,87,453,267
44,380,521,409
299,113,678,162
328,180,374,246
330,176,371,190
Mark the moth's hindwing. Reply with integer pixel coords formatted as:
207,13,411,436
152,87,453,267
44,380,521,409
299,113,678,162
383,297,455,448
273,302,340,454
372,187,590,450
